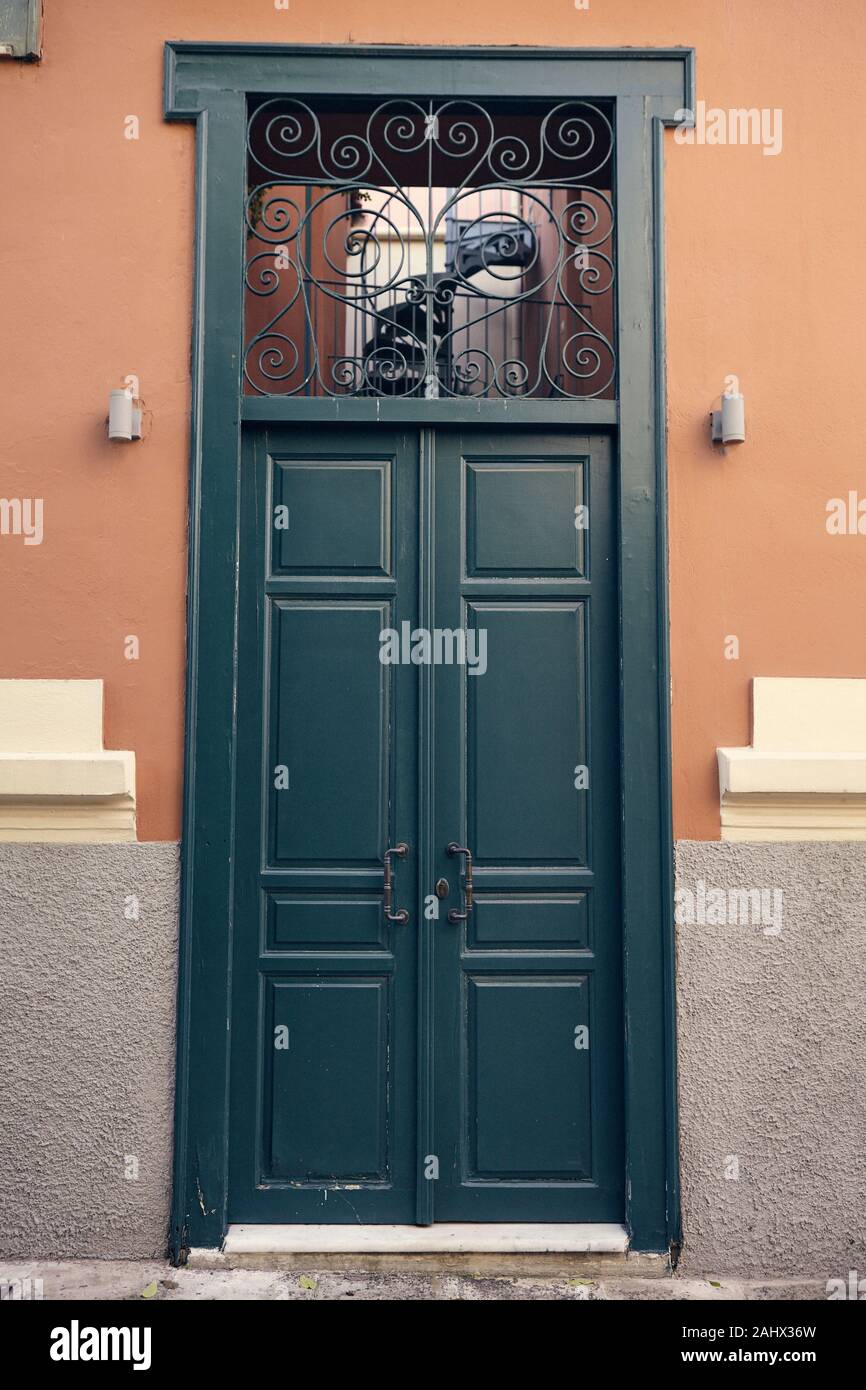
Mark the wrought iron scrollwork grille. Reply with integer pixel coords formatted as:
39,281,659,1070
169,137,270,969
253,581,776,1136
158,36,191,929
244,96,616,400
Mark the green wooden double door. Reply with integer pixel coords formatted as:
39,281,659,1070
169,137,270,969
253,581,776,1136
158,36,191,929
229,424,624,1224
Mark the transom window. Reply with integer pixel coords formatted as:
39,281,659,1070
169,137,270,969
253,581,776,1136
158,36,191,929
244,96,615,400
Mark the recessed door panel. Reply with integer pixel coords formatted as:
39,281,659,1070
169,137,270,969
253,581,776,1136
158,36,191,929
468,893,590,950
271,459,392,576
267,599,389,865
466,601,588,865
266,893,388,952
465,460,587,577
266,978,390,1182
468,975,592,1178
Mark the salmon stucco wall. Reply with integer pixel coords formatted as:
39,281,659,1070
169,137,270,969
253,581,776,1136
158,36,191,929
2,1,866,841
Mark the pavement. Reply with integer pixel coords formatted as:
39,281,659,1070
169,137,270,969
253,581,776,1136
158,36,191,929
0,1259,832,1300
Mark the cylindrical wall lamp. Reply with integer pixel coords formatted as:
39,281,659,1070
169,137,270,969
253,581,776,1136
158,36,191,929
710,380,746,446
108,387,142,443
108,389,133,441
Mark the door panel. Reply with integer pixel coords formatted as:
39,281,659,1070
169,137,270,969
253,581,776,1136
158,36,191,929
432,430,623,1221
271,459,392,576
228,425,622,1224
229,427,418,1222
467,602,588,864
465,460,588,578
468,893,589,950
266,894,387,951
468,976,592,1178
268,599,390,864
266,976,390,1182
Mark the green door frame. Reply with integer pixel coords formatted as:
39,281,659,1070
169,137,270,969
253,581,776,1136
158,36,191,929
164,41,694,1261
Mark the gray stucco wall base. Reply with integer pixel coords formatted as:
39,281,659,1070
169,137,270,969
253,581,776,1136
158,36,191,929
0,843,179,1260
675,840,866,1278
2,838,863,1272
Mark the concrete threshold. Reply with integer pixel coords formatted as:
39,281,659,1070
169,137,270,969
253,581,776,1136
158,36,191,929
220,1222,629,1256
190,1249,665,1278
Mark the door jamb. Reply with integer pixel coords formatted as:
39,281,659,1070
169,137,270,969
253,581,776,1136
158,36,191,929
163,42,694,1261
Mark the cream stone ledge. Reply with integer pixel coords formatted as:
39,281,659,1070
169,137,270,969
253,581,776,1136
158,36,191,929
0,680,136,842
718,678,866,842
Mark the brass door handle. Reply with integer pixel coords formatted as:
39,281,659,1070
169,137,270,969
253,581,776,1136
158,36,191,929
383,842,410,924
446,842,473,922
